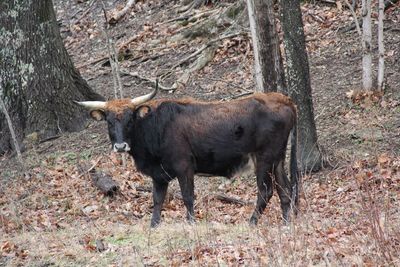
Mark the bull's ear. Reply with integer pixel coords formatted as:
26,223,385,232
136,105,151,118
90,110,105,121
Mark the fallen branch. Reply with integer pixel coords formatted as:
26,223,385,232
136,185,152,192
320,0,336,4
39,135,61,144
214,193,253,206
91,171,119,197
120,70,178,91
108,0,137,25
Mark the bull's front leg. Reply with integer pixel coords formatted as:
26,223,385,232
151,180,169,227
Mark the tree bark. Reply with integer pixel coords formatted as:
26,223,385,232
0,0,104,155
361,0,373,91
246,0,285,92
280,0,322,172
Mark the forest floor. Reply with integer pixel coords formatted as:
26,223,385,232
1,0,400,266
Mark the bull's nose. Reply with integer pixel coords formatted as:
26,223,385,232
113,142,130,152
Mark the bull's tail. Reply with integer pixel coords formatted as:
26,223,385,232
290,114,299,214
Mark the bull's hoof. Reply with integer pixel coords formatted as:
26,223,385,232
150,219,161,228
187,215,196,225
249,216,258,226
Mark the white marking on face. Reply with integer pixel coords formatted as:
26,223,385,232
113,142,131,152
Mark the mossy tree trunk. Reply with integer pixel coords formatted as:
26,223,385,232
280,0,322,172
246,0,285,92
0,0,104,154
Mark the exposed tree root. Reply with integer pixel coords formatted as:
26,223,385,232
120,70,178,92
108,0,137,25
162,31,247,88
171,1,245,43
118,1,247,92
177,0,214,14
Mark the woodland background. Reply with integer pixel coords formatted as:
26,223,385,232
1,0,400,266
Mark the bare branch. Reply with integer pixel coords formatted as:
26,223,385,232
101,1,124,98
343,0,362,36
0,95,23,165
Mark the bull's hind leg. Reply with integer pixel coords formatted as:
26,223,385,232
274,160,292,222
151,180,169,227
250,158,273,225
175,164,196,223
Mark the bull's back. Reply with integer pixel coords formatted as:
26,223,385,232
160,93,295,177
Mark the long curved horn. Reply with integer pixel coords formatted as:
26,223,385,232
130,79,158,106
74,100,106,110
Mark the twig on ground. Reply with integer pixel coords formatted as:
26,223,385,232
39,135,61,144
136,185,152,192
215,193,253,205
78,156,103,179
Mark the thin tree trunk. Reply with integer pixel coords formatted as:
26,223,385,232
0,96,23,165
280,0,322,172
361,0,373,91
0,0,104,155
377,0,385,91
246,0,285,92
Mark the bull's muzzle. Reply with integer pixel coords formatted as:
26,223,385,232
113,142,130,152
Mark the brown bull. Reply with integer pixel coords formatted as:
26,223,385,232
77,85,299,227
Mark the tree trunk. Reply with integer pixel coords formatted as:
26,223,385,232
246,0,285,92
361,0,372,91
280,0,322,172
0,0,104,155
377,0,384,91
